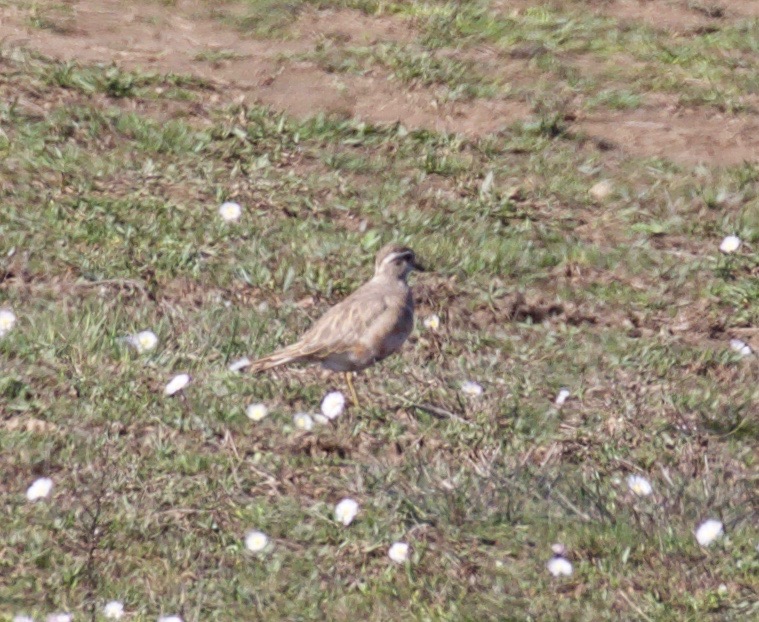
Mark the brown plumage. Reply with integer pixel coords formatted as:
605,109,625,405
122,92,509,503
246,244,424,405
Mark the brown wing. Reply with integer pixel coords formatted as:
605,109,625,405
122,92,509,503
247,281,389,372
295,282,390,360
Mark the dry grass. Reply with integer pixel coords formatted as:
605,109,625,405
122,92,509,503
1,2,758,620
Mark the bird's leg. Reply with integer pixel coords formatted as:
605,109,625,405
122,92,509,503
345,372,360,408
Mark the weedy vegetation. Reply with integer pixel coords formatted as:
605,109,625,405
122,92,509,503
1,1,757,621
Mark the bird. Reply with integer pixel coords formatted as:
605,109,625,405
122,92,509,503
246,243,425,406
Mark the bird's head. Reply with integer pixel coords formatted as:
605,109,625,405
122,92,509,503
374,244,425,282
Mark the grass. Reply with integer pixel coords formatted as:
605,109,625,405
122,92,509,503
301,42,501,100
248,0,759,112
1,1,759,621
22,0,759,112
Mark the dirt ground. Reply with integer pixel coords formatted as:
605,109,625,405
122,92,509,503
1,0,758,165
2,3,758,620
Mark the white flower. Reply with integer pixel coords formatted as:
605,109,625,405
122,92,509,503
246,403,268,422
164,373,190,396
388,541,410,563
46,615,72,622
550,543,566,556
555,388,570,406
13,615,34,622
26,477,53,501
157,616,183,622
313,413,330,425
321,391,345,420
219,201,242,222
547,556,573,577
128,330,158,353
461,380,483,397
719,235,741,254
696,519,723,547
103,601,124,620
334,497,359,526
423,314,440,330
244,530,269,553
228,357,251,372
0,308,17,337
589,179,613,201
627,474,653,496
293,413,314,431
729,338,753,358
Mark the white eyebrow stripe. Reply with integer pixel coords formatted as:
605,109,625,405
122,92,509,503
381,250,413,265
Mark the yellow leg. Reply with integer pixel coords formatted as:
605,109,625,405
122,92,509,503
345,372,359,408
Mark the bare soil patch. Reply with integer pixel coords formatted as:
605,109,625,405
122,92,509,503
263,63,530,133
0,0,529,134
1,0,758,164
530,0,759,32
294,6,415,45
593,0,725,32
578,94,759,165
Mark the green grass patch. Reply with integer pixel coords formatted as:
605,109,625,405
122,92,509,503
0,35,757,622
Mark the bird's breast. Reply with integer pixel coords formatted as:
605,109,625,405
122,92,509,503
375,302,414,361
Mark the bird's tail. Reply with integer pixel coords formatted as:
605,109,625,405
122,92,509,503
247,343,307,373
